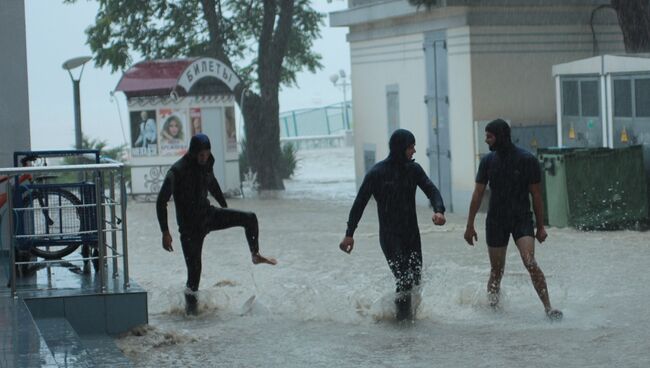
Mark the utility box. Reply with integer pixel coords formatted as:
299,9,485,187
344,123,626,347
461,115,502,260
539,146,648,229
538,148,572,228
554,55,650,213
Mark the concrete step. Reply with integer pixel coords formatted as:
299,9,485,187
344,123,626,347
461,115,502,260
34,318,95,367
0,297,58,368
79,334,133,368
35,317,133,368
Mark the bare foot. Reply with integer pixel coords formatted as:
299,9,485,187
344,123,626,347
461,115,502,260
546,308,563,321
488,292,499,308
252,253,277,265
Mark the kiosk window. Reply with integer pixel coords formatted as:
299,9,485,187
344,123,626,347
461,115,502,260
562,81,579,116
635,78,650,117
614,79,632,117
580,80,599,117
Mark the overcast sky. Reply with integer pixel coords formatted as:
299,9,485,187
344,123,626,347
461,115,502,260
24,0,350,150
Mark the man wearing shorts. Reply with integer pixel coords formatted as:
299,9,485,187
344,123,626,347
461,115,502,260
464,119,562,320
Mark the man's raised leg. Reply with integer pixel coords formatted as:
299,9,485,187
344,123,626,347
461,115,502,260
207,207,276,265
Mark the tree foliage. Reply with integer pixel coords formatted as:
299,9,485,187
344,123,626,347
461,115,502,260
610,0,650,52
68,0,323,88
66,0,324,189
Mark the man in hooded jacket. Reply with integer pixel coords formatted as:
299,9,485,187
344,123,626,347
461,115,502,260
157,133,276,315
464,119,562,320
340,129,446,321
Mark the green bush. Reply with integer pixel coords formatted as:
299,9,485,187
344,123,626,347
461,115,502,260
278,143,297,179
57,135,128,186
239,139,297,181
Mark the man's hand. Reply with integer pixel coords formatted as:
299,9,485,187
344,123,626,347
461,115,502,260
535,226,548,243
162,231,173,252
432,212,446,226
252,252,277,265
340,236,354,254
464,225,478,246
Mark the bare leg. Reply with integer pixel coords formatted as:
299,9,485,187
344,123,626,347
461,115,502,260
487,246,507,306
515,236,561,319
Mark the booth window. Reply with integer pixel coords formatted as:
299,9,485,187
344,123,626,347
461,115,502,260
614,79,632,117
634,78,650,117
580,80,599,117
562,81,579,116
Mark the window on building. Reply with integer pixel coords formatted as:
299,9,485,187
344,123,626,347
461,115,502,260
634,78,650,117
562,80,579,116
580,80,600,117
386,84,400,136
613,79,632,117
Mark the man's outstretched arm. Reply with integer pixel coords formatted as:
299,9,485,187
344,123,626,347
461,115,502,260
156,170,174,252
464,183,486,246
207,172,227,208
414,164,446,225
340,174,373,254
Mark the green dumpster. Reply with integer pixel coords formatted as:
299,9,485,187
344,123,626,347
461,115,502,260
538,148,572,227
539,145,648,230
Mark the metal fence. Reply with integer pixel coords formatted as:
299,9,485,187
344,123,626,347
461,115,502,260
0,162,129,297
280,102,352,138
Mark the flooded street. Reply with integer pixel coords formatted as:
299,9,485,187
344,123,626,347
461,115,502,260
117,147,650,367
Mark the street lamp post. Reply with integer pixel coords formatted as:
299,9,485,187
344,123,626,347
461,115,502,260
62,56,92,150
330,70,351,130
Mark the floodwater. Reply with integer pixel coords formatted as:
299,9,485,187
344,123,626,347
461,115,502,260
117,147,650,367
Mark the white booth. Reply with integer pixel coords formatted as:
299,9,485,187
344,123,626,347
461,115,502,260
553,54,650,149
115,58,241,198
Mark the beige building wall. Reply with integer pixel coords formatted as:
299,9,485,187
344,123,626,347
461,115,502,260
446,26,475,211
350,33,427,187
469,25,625,124
336,2,626,212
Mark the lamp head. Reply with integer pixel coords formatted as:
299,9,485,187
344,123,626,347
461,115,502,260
62,56,92,71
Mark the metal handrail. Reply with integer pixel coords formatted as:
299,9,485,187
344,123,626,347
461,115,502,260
0,163,123,176
0,162,129,296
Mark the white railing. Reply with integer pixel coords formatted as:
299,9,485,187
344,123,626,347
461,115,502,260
280,130,353,150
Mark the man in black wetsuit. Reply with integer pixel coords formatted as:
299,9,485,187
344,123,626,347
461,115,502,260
340,129,446,321
464,119,562,320
156,133,276,315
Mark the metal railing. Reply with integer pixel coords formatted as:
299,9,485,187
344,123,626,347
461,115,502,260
0,162,129,297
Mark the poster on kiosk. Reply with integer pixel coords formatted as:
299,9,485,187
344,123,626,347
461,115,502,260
115,57,241,199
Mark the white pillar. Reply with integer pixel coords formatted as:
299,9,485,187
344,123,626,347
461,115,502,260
600,74,609,148
0,0,31,167
555,76,563,148
605,74,614,148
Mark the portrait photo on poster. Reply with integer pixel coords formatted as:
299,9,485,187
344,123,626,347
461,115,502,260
225,106,237,153
158,108,189,156
190,107,203,136
130,110,158,156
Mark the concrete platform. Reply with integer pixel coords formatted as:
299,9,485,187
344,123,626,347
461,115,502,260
0,258,148,367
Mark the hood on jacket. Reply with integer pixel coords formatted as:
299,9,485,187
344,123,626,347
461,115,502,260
388,129,416,163
485,118,513,153
188,133,211,158
187,133,215,169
